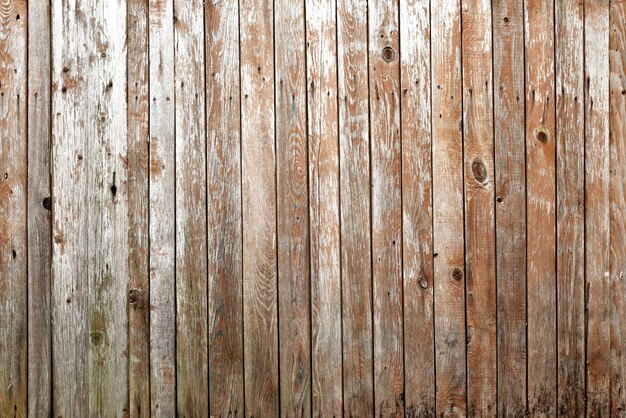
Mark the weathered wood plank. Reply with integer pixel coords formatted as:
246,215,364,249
368,0,403,415
585,1,611,416
149,0,177,415
0,1,27,416
128,0,151,415
461,0,497,414
493,0,526,415
173,0,209,413
275,0,311,414
337,0,374,414
555,1,585,415
525,0,557,414
431,0,466,415
206,0,244,416
305,0,343,415
399,0,435,415
240,0,280,414
26,1,51,415
610,1,626,414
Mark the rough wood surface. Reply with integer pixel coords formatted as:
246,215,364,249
206,0,244,415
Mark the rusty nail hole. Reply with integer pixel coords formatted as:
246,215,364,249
452,268,463,281
66,297,71,304
503,16,509,23
61,86,67,93
471,158,487,183
43,197,52,211
77,154,83,160
63,67,70,73
382,46,395,63
496,196,503,203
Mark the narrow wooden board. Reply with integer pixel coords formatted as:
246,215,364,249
399,0,435,415
305,0,343,415
555,1,585,415
585,0,611,416
149,0,177,415
431,0,466,415
0,1,27,416
206,0,244,416
27,1,52,415
461,0,497,414
368,0,404,415
610,1,626,414
128,0,151,415
173,0,209,413
337,0,374,414
524,0,557,414
275,0,311,414
240,0,280,414
493,0,527,415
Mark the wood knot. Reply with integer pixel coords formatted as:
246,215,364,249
452,268,463,281
90,332,104,346
535,126,549,143
471,158,487,183
42,196,52,211
418,276,429,289
382,46,395,63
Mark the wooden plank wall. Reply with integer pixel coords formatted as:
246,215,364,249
0,0,625,416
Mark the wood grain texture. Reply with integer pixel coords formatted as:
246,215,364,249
337,0,374,414
431,0,466,415
305,0,343,415
585,1,611,416
149,0,177,415
399,0,435,415
461,0,497,414
524,0,556,414
240,0,280,414
610,1,626,414
555,1,585,415
128,0,151,415
275,0,311,414
27,1,51,416
493,0,527,415
0,1,27,416
206,0,244,416
174,0,209,413
368,0,403,416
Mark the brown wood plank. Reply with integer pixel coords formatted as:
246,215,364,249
525,0,557,414
275,0,311,414
493,0,527,415
26,1,52,415
0,1,27,416
128,0,151,415
585,1,611,416
555,1,585,415
368,0,404,415
610,0,626,414
205,0,244,416
461,0,497,414
173,0,209,413
337,0,374,414
149,0,177,415
399,0,435,415
305,0,343,415
431,0,466,415
240,0,280,414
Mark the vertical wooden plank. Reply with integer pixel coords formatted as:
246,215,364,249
368,0,403,415
206,0,244,416
275,0,311,415
0,1,27,416
585,1,611,416
128,0,151,415
493,0,527,415
149,0,177,415
525,0,557,414
431,0,466,415
173,0,209,413
51,0,88,413
609,1,626,414
240,0,279,414
27,1,51,415
555,0,585,415
305,0,343,415
337,0,374,414
399,0,435,415
461,0,497,414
